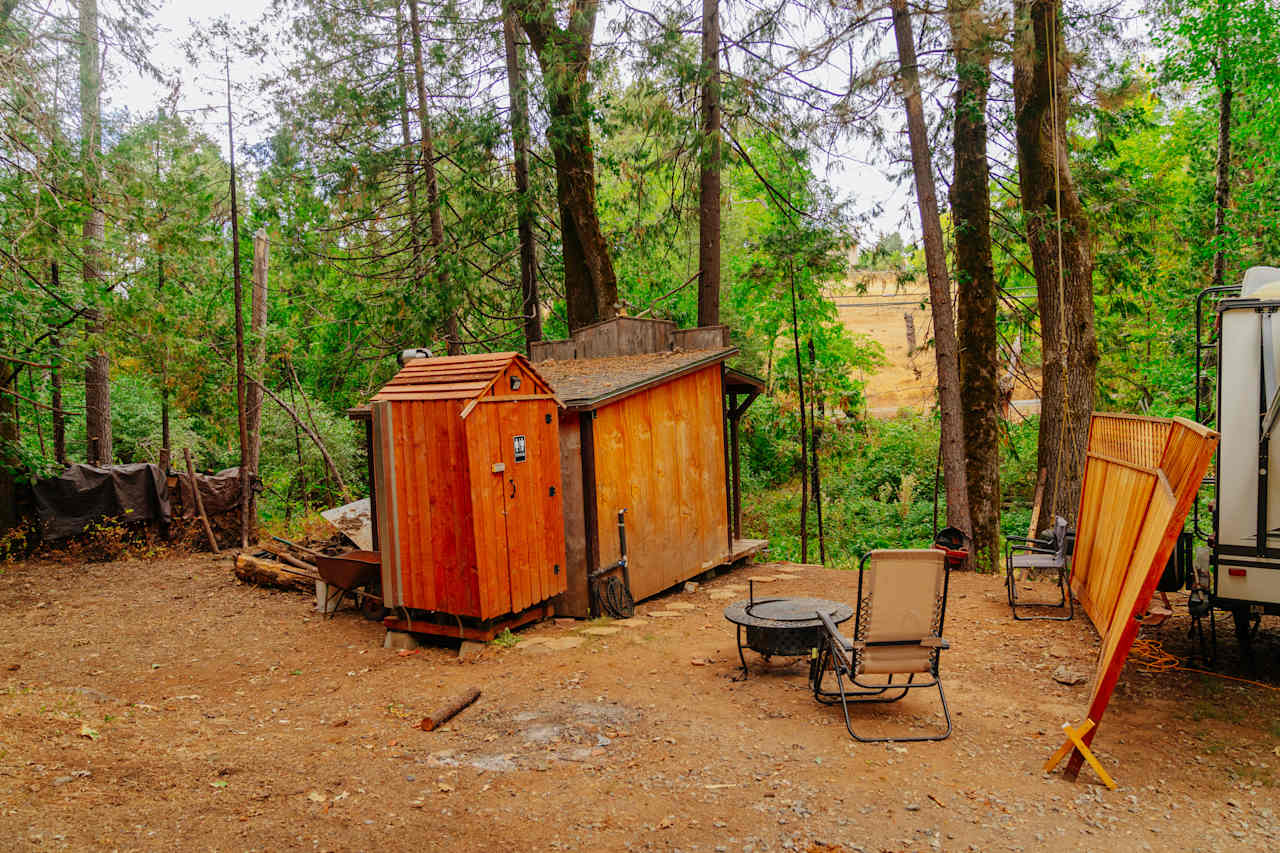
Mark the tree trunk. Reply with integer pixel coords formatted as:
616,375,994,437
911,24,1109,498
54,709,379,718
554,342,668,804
406,0,459,354
1212,28,1232,290
155,109,170,472
158,245,170,470
949,0,1000,571
1012,0,1097,524
789,262,809,563
890,0,971,537
395,1,424,296
504,12,541,351
226,55,250,550
807,337,826,564
0,370,17,532
508,0,617,332
79,0,110,466
697,0,721,327
49,276,66,469
246,229,269,533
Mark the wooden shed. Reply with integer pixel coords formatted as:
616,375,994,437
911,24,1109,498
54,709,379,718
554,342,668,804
533,318,767,617
368,352,567,637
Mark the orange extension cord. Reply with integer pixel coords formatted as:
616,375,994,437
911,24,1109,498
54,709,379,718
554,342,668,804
1130,634,1280,692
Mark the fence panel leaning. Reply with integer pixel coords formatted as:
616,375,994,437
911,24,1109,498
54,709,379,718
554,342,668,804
1050,414,1218,784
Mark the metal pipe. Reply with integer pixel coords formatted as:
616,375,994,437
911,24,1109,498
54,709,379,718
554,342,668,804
589,509,629,582
616,508,632,595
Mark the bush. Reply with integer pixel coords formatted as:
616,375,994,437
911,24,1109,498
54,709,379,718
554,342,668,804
257,390,365,519
741,409,1044,569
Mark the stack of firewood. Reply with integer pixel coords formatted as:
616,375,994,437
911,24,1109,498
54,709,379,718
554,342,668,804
232,537,324,593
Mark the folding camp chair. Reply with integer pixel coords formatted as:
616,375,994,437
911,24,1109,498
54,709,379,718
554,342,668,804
1005,515,1073,621
809,549,952,743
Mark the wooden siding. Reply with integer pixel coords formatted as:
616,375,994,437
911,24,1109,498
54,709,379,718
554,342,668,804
372,393,565,621
1059,413,1218,781
465,398,567,619
574,317,676,359
377,399,480,615
554,413,590,617
592,364,729,601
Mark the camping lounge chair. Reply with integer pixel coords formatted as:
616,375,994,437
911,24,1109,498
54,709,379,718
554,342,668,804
809,549,952,743
1005,515,1073,621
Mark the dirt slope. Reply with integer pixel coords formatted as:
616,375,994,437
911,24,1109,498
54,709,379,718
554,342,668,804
830,273,1041,418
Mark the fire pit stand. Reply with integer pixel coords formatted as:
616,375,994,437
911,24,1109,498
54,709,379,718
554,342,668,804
723,585,852,679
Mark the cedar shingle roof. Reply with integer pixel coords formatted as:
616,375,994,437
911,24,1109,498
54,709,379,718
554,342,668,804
371,352,555,402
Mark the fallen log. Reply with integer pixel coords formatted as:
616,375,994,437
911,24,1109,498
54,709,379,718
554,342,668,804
234,552,314,593
418,687,481,731
261,542,319,574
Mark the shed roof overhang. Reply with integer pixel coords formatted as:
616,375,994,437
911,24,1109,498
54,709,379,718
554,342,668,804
724,367,764,419
537,347,738,411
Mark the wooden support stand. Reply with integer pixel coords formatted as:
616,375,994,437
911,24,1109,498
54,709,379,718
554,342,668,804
1044,719,1116,790
383,602,554,643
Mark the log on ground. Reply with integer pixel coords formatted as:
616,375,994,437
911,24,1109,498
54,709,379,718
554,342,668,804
418,687,482,731
233,552,315,593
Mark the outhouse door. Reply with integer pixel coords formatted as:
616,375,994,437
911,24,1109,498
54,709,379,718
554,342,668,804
465,400,567,619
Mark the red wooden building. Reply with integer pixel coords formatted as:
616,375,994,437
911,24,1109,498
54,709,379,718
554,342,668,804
532,318,765,617
368,352,567,637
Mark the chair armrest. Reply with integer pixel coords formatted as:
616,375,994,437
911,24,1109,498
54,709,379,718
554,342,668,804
921,637,949,650
816,610,853,650
1010,544,1058,556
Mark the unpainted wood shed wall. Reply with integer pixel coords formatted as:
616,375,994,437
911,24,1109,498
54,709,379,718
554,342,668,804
591,364,729,601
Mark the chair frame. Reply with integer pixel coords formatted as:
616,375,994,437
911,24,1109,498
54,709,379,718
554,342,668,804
809,551,953,743
1005,516,1073,621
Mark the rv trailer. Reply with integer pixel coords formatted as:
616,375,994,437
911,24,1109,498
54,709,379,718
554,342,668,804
1195,266,1280,663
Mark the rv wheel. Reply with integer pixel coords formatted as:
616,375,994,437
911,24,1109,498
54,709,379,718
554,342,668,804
1231,605,1258,672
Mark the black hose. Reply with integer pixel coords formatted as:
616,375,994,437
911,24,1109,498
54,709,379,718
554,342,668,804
592,574,635,619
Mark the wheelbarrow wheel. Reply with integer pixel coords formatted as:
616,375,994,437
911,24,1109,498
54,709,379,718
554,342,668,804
361,583,388,622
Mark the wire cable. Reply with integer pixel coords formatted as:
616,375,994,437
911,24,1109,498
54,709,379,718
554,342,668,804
1130,634,1280,692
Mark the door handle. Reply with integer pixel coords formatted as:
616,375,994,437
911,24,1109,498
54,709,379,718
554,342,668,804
509,478,516,499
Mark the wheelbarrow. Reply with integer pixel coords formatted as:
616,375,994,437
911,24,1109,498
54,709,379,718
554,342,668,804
314,550,384,620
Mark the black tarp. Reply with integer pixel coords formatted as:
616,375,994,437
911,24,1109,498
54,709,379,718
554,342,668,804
174,467,242,518
33,463,171,540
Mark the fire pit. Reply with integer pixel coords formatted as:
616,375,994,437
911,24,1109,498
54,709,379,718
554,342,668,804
723,590,852,678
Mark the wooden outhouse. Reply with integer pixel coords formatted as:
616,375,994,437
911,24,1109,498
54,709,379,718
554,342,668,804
368,352,567,636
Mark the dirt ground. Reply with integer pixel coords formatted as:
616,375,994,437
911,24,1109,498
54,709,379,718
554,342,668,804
2,552,1278,852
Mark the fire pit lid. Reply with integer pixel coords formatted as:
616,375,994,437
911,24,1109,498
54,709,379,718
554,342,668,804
723,597,852,629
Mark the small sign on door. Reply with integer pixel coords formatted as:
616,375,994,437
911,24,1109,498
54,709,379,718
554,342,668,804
513,434,527,462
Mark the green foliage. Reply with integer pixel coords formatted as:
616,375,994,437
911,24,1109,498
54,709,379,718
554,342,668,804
108,374,207,466
256,388,365,519
742,413,1042,570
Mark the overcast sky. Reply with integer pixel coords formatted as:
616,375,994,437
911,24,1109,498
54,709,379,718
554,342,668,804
115,0,912,243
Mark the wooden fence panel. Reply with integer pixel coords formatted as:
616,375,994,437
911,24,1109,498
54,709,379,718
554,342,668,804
1056,412,1219,783
1088,413,1172,470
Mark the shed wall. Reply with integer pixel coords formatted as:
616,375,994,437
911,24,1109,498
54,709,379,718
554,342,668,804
591,364,729,601
373,398,480,614
554,412,591,617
